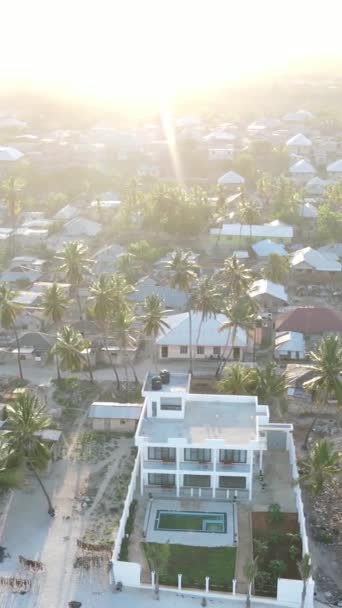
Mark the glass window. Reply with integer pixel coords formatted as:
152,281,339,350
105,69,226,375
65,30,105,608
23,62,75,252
184,448,211,462
183,475,211,487
148,447,176,461
148,473,175,486
213,346,221,355
219,476,246,489
197,346,204,355
180,345,188,354
160,402,182,411
219,450,247,463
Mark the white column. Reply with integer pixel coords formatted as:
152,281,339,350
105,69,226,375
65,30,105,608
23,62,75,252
248,449,253,500
151,571,155,587
212,449,217,498
140,449,144,496
178,574,182,590
232,579,236,595
176,473,180,497
205,577,210,593
259,449,263,472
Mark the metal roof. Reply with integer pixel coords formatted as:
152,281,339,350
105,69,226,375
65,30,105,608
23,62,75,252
88,402,142,420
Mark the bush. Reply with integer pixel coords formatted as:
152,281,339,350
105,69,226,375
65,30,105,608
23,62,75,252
119,499,138,561
268,503,284,525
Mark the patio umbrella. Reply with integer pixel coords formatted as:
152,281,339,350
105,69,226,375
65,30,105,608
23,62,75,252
0,146,24,161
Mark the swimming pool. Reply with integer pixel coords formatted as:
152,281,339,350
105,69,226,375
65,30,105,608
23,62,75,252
155,510,227,533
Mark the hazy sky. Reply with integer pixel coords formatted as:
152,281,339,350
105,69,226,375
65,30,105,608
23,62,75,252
2,0,342,101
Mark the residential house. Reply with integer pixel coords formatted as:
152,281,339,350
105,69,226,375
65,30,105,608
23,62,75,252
274,331,305,361
6,331,55,364
248,279,288,310
0,265,42,285
290,246,342,280
327,158,342,181
210,222,293,247
88,402,143,432
289,159,316,184
251,239,288,259
64,216,101,237
53,204,79,222
129,277,187,312
286,133,312,156
93,243,125,275
14,227,48,247
156,312,253,362
305,176,328,197
275,307,342,348
217,170,245,188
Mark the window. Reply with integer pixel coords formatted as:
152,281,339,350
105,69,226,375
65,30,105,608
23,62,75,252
197,345,204,355
184,475,210,488
184,448,211,462
120,420,126,425
148,473,175,487
161,346,168,358
233,347,240,360
148,447,176,462
213,346,221,356
152,402,157,417
219,476,246,489
219,450,247,463
180,345,188,354
160,403,182,411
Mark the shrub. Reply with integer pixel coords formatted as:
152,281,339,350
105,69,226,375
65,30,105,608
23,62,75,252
268,503,284,525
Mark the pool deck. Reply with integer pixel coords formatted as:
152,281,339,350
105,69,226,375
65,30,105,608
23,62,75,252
144,498,236,547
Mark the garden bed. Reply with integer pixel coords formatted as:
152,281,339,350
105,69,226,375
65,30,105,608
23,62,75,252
144,543,235,591
252,510,302,597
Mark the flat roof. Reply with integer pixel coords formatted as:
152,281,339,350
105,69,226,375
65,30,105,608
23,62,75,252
139,399,256,445
88,402,142,420
143,372,190,394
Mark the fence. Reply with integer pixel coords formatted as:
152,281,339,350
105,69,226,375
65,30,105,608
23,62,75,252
287,433,309,555
112,449,140,562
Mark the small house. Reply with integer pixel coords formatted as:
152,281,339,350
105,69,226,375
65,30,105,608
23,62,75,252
88,402,142,432
274,331,305,361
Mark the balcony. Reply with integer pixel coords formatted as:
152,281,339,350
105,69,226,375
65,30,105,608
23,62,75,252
216,462,250,474
143,460,176,471
180,461,214,472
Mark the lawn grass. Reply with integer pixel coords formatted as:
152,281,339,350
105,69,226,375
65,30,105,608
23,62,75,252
157,511,225,532
144,543,236,591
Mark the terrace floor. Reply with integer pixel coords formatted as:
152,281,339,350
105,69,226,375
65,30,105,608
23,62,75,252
253,450,297,512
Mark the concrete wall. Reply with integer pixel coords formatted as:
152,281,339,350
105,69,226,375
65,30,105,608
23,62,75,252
277,578,314,608
112,561,141,587
159,344,246,361
91,418,137,432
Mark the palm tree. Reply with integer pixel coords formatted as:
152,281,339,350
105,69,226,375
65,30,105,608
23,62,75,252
89,275,121,388
216,298,256,377
191,276,221,345
239,201,261,243
141,294,170,367
263,254,289,284
217,364,257,395
0,283,23,379
298,554,312,608
128,240,158,270
53,325,94,382
303,335,342,448
109,273,135,313
219,256,253,301
1,176,25,254
56,241,93,319
115,252,141,283
255,363,287,418
0,438,22,489
112,309,139,384
166,250,199,374
298,439,341,496
42,283,70,380
5,391,55,515
243,558,258,608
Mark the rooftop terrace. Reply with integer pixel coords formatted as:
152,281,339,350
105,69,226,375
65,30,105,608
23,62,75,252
143,371,190,395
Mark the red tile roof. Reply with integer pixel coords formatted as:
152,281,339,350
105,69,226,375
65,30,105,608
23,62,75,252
275,307,342,334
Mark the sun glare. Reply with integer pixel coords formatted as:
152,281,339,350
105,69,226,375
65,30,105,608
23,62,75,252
1,0,342,101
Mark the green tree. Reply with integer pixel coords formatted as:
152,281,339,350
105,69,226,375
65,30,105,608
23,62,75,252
141,294,170,367
1,176,25,254
42,283,70,379
216,298,256,377
255,363,287,418
263,254,289,284
115,252,142,283
5,391,55,515
317,203,342,243
145,543,171,599
191,276,222,345
298,554,312,608
298,439,341,496
112,309,139,384
166,250,199,374
53,325,94,382
217,364,257,395
219,256,253,302
0,438,22,489
56,241,93,318
128,240,159,267
243,558,258,608
303,335,342,447
89,275,121,389
239,201,261,242
0,283,23,379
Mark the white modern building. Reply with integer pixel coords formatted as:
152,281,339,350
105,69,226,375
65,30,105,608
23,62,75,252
136,372,284,501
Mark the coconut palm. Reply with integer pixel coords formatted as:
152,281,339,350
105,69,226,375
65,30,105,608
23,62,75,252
255,363,287,418
219,256,253,301
166,250,199,374
0,438,22,489
191,276,222,345
244,558,258,608
42,283,70,379
53,325,94,382
239,201,261,243
298,439,341,496
128,240,158,269
1,176,25,254
298,554,312,608
216,298,256,377
263,254,289,284
88,275,121,388
109,273,135,314
217,364,257,395
56,241,93,318
0,283,23,379
115,252,141,283
303,335,342,448
112,309,138,384
141,294,170,367
5,391,55,515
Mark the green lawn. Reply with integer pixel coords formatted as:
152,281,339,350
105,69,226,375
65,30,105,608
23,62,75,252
144,543,236,591
157,511,225,532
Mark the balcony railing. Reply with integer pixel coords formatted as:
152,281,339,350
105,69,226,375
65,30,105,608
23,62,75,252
180,461,214,472
143,460,176,471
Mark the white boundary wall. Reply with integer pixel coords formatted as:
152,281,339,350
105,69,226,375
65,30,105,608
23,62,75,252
287,432,309,555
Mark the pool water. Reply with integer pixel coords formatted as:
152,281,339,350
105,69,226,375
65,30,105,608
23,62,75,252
155,510,227,533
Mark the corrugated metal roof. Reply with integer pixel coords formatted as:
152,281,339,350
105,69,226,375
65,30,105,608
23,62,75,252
88,402,142,420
